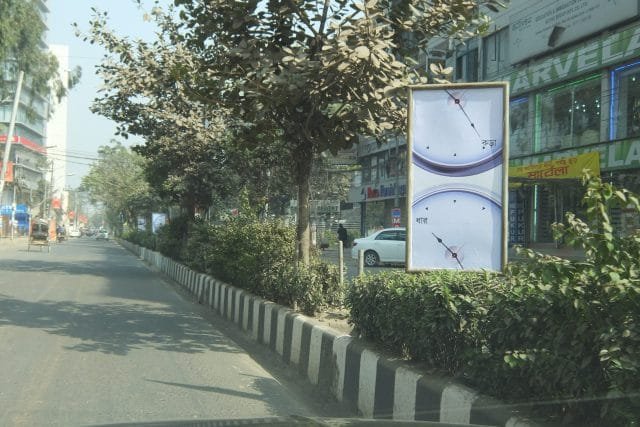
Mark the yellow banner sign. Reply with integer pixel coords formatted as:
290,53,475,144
509,152,600,180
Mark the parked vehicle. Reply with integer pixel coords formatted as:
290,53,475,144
96,230,109,241
351,227,406,266
69,229,81,238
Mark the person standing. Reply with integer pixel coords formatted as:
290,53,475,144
337,223,348,248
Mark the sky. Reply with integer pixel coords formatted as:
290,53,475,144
47,0,170,188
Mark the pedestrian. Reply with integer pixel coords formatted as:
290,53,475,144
337,223,348,248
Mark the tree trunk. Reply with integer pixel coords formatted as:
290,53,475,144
294,141,313,265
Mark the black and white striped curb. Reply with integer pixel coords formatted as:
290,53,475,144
121,240,536,426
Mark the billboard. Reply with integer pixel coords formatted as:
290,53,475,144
137,216,147,231
509,0,638,64
407,83,509,272
151,212,167,234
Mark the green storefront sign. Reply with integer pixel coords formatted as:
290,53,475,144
510,139,640,172
504,21,640,94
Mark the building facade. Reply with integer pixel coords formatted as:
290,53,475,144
0,1,71,235
466,0,640,247
347,134,407,236
349,0,640,246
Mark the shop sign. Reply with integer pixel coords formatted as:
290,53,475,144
365,183,406,200
391,208,401,227
509,0,638,65
0,161,13,182
510,138,640,172
0,135,46,153
505,21,640,94
510,151,600,180
310,199,339,214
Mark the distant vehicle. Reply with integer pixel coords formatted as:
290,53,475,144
351,227,406,267
96,230,109,241
68,229,81,238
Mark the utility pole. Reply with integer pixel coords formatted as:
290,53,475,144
73,189,78,230
47,161,55,219
0,71,25,204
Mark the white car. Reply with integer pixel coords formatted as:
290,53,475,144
68,229,81,238
96,230,109,240
351,228,406,266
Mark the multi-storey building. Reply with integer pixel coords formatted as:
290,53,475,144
0,0,69,235
349,0,640,249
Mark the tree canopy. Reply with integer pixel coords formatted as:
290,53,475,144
81,0,506,262
0,0,80,110
81,141,158,233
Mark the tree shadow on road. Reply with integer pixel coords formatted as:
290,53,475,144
144,376,310,416
0,258,149,279
0,294,242,356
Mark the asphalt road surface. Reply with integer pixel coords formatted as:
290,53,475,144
0,237,335,426
319,246,404,280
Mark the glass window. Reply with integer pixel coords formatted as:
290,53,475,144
483,27,509,79
388,148,397,178
536,76,601,152
361,156,371,184
397,146,406,177
532,184,555,243
376,231,395,240
370,155,378,182
612,62,640,140
510,97,531,156
455,48,478,82
378,152,388,180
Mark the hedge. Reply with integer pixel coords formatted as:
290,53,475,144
126,216,342,315
346,174,640,425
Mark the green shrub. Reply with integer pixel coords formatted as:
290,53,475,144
347,270,497,374
479,173,640,424
182,215,344,314
123,229,155,249
346,173,640,425
155,216,190,261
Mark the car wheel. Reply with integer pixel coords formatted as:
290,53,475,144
364,250,379,267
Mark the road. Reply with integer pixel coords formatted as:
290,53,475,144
0,237,334,426
318,246,403,280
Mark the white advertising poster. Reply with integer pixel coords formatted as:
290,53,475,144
151,212,167,234
407,83,508,272
509,0,638,64
137,216,146,231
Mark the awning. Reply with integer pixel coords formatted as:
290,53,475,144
509,151,600,182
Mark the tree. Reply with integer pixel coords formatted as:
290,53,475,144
81,0,505,263
78,8,234,218
81,141,158,234
0,0,80,106
174,0,505,263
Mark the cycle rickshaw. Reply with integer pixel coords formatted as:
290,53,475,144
28,219,51,252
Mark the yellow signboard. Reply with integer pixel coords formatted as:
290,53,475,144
509,152,600,180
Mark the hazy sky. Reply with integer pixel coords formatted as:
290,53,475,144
47,0,169,188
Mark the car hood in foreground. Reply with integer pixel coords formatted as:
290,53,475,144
94,415,491,427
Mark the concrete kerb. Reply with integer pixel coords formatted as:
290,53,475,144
119,241,538,426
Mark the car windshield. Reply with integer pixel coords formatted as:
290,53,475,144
1,1,636,426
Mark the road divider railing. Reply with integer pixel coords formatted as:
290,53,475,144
119,239,538,426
